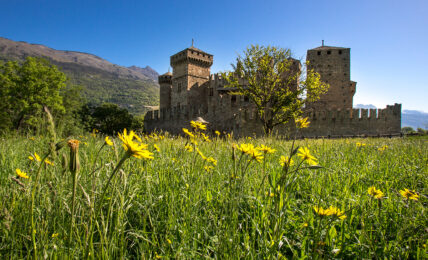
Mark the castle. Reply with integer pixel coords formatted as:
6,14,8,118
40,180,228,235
144,44,401,137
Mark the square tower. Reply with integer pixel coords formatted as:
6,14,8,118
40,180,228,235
306,45,356,110
170,46,213,109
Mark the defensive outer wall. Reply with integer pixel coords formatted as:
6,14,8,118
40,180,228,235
144,44,401,138
144,102,401,138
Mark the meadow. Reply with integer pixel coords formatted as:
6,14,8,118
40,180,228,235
0,126,426,259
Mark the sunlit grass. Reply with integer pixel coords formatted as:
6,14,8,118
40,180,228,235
0,132,426,258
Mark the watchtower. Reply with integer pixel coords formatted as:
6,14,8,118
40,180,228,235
306,44,356,110
169,46,213,108
158,72,172,109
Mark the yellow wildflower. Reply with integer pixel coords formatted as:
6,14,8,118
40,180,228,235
190,120,207,131
16,168,29,179
326,206,347,220
195,147,207,160
206,157,217,166
236,143,256,155
29,152,42,162
257,144,276,154
201,133,211,142
378,145,388,152
167,238,172,245
184,144,193,152
400,188,419,201
368,186,384,199
105,136,113,146
118,129,154,160
44,159,54,166
248,149,263,163
153,144,160,152
356,142,366,147
182,128,195,138
204,165,214,172
297,147,318,165
215,130,221,136
51,233,59,238
279,156,294,167
296,117,310,128
313,206,331,216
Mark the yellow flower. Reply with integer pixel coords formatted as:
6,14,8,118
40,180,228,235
190,138,198,146
105,136,113,146
356,142,366,147
400,188,419,201
326,206,347,220
29,152,42,162
296,117,310,128
368,186,384,199
297,147,318,165
204,165,214,172
215,130,221,136
201,133,211,142
153,144,160,152
16,168,29,179
378,145,388,152
51,233,59,238
236,143,256,155
279,156,294,167
257,144,276,154
206,157,217,166
190,120,207,131
182,128,195,138
44,159,54,166
167,238,172,245
118,129,154,160
313,206,331,216
29,137,35,141
195,147,207,160
184,144,193,152
248,149,263,163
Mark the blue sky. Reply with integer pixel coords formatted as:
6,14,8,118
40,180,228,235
1,0,427,111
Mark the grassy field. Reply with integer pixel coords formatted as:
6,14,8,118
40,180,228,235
0,129,427,259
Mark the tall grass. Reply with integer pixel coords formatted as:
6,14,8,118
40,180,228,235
0,132,426,258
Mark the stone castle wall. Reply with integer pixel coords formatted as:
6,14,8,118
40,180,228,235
145,103,402,138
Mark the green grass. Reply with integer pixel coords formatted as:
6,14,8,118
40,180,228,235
0,132,427,258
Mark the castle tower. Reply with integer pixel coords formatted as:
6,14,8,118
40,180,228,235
170,46,213,108
306,45,356,110
158,72,172,109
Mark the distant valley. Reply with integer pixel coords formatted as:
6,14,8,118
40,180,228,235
0,37,159,114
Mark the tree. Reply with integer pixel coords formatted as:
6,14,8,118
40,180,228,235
0,57,67,131
89,103,143,135
223,45,329,134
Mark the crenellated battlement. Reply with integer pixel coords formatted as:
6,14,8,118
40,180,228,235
144,103,401,137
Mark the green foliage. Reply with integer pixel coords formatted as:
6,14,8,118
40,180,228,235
85,103,144,134
402,126,415,134
0,57,67,131
0,135,426,258
223,45,329,134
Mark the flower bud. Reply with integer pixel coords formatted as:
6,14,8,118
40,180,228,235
67,140,80,173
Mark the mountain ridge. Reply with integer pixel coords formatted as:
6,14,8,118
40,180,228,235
0,36,160,114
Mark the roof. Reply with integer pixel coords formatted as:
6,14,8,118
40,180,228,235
161,72,172,76
309,45,348,51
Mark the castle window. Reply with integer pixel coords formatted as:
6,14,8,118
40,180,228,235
209,88,214,96
339,50,342,55
317,51,321,55
178,83,182,93
344,73,347,76
231,95,236,103
244,96,249,102
327,51,331,55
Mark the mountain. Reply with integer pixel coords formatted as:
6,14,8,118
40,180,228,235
355,104,428,130
355,104,377,109
402,110,428,130
0,36,159,114
128,65,159,81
